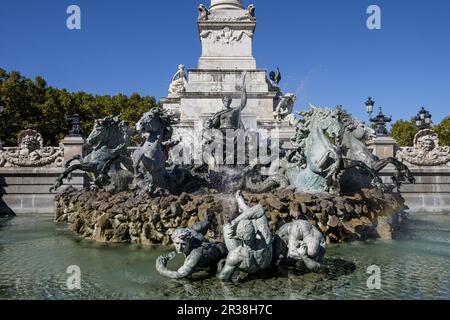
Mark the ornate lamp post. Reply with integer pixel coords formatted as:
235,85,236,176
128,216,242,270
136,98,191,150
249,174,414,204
365,97,392,136
66,114,83,137
365,97,375,117
415,107,432,130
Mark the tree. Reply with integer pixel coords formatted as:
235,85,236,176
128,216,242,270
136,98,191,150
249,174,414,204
390,119,418,147
0,69,158,146
435,117,450,147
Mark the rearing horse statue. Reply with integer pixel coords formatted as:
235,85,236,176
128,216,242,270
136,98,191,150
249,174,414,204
339,114,415,192
239,106,389,194
285,106,343,193
50,115,131,192
132,108,203,195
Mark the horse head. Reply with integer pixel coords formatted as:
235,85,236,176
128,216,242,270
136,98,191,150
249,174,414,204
86,115,124,150
341,115,376,142
136,109,178,141
136,111,165,135
309,105,342,141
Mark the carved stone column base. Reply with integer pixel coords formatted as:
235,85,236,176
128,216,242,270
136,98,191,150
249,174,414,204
61,136,84,163
366,136,398,159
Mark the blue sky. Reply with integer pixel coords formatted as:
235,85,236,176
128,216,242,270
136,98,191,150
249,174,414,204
0,0,449,124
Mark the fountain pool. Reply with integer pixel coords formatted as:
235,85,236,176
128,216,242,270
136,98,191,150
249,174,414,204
0,213,449,300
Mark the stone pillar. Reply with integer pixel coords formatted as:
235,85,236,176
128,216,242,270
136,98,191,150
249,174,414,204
61,136,84,163
366,136,398,159
210,0,244,10
198,1,256,69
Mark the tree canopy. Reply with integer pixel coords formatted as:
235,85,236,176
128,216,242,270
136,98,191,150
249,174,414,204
390,116,450,147
390,119,419,147
434,116,450,147
0,68,158,146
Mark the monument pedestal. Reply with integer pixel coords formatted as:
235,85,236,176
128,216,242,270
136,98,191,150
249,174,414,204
162,0,294,153
61,136,85,163
367,136,398,159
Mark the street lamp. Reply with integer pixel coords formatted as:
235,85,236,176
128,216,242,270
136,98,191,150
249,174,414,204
370,106,392,136
365,97,392,136
365,97,375,116
66,114,83,137
415,107,432,130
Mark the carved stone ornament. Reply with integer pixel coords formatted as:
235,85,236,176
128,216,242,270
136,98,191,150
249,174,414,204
206,14,252,22
0,129,64,167
396,129,450,167
200,27,253,45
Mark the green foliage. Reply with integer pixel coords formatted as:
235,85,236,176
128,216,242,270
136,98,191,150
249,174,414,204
390,119,419,147
0,69,158,146
435,116,450,146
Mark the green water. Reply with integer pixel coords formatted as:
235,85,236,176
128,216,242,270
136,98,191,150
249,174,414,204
0,213,449,300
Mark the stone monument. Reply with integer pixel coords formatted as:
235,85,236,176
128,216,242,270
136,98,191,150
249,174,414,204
162,0,295,154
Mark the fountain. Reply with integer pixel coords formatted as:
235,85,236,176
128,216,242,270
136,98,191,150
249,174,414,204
50,0,416,284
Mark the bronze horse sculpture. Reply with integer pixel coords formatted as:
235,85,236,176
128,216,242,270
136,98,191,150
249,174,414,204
339,113,415,192
131,108,204,195
50,115,132,192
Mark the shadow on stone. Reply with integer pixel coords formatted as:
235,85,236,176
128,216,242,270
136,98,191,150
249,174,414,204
0,176,15,217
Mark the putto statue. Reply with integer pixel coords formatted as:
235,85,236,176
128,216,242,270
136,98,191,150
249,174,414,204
397,129,450,167
273,93,296,123
217,191,273,283
168,65,188,98
0,129,63,168
156,220,227,279
273,220,326,272
205,72,248,131
51,115,132,192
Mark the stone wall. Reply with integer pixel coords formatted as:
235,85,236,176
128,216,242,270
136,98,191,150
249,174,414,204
369,132,450,214
379,166,450,214
0,168,85,215
55,187,407,245
0,134,86,215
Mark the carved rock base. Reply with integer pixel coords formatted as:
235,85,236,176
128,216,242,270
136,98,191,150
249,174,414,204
55,187,407,244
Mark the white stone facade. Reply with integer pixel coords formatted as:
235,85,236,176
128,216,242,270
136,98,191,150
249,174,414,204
162,0,295,150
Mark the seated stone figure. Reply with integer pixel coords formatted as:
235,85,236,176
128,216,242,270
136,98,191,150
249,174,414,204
217,191,273,282
156,221,227,279
273,220,326,272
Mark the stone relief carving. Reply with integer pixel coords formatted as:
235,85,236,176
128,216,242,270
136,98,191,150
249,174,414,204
168,65,188,98
200,27,253,45
0,129,63,168
206,15,253,22
397,129,450,166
